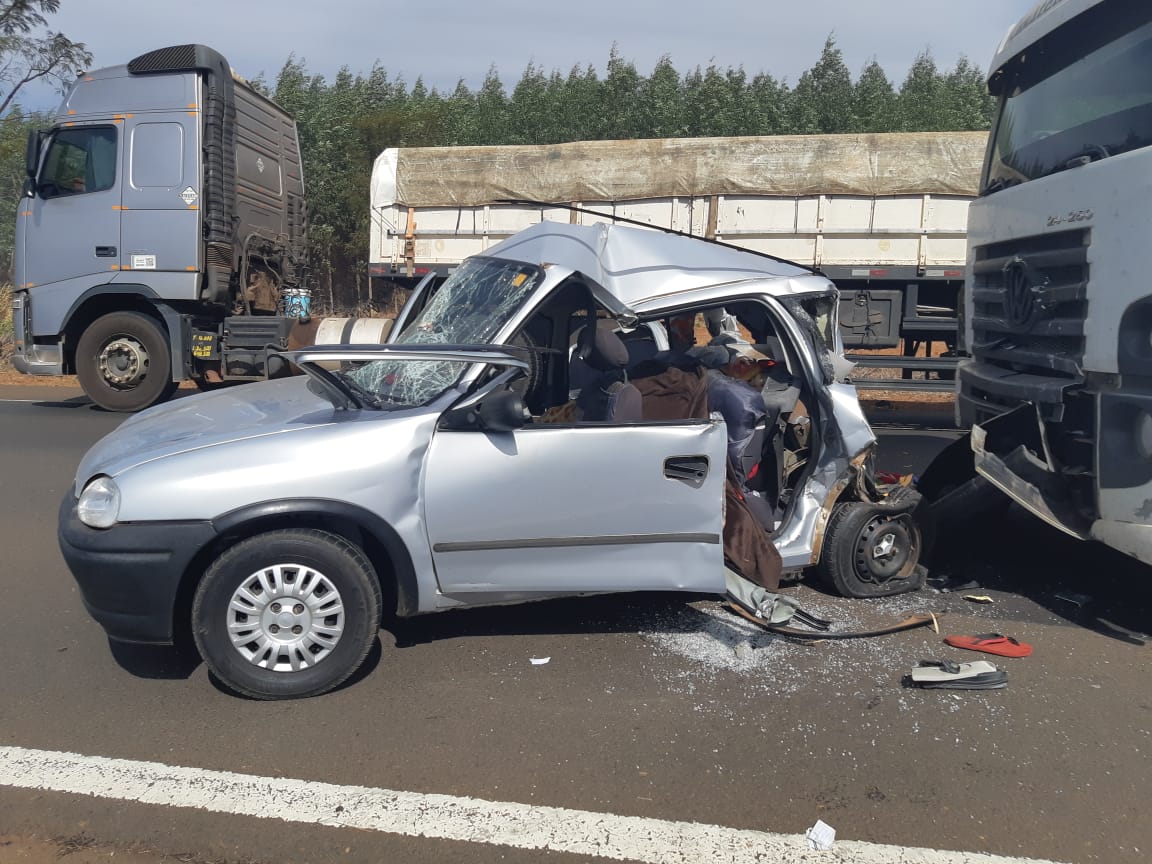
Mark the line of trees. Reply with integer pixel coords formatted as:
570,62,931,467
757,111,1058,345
0,0,89,281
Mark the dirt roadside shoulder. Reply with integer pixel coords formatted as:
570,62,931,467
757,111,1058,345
1,833,218,864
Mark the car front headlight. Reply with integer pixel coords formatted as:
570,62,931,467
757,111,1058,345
77,476,121,529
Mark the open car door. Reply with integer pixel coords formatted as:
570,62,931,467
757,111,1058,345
422,382,728,598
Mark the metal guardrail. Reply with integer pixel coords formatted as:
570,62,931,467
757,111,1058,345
848,353,958,393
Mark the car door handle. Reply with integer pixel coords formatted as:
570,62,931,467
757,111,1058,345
95,246,117,258
664,456,710,484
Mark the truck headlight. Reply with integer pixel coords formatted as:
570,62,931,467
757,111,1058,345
77,476,120,529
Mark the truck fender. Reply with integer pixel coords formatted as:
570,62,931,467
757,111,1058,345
59,284,187,382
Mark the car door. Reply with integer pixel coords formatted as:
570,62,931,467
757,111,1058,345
422,409,728,596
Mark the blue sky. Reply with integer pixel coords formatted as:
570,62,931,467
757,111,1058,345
15,0,1037,110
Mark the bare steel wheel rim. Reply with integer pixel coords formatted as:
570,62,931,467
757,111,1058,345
852,514,913,584
97,336,150,388
226,564,346,672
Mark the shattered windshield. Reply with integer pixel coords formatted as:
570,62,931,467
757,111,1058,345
341,257,543,409
983,7,1152,194
330,358,473,410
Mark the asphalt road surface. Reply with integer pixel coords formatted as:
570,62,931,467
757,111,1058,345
0,388,1148,864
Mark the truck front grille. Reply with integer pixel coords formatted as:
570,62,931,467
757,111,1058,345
970,229,1089,379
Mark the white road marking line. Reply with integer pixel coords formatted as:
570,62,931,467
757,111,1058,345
0,746,1065,864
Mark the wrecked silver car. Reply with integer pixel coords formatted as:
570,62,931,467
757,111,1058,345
59,222,923,699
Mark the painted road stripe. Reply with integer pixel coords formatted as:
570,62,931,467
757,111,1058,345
0,746,1065,864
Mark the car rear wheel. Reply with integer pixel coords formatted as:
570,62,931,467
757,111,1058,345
192,529,382,700
817,501,924,598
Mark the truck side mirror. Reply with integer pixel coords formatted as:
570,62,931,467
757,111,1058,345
25,130,43,179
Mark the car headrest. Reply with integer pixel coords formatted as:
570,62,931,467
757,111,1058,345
576,325,629,372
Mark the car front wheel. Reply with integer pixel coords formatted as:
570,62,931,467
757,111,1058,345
192,529,382,699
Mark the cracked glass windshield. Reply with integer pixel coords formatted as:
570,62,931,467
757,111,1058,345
338,257,543,409
984,7,1152,194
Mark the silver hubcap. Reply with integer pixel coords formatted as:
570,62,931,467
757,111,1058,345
98,337,149,387
872,532,897,561
227,564,345,672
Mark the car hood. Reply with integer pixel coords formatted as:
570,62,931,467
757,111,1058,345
74,377,338,489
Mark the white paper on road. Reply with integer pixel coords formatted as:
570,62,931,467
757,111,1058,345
806,819,836,851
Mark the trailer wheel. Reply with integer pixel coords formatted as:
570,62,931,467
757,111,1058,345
818,501,925,598
75,311,179,411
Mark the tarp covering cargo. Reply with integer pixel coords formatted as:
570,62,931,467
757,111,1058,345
371,132,988,209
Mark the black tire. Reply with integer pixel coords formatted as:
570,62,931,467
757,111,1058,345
75,311,179,411
817,501,925,598
192,529,382,700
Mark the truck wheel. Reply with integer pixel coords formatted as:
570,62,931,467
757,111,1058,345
192,529,382,700
817,501,925,598
75,311,179,411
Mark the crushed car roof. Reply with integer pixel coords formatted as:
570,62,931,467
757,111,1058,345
481,222,823,310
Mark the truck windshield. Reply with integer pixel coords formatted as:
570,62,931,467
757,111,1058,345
983,6,1152,194
342,256,543,409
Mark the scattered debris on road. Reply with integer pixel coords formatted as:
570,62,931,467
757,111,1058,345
805,819,836,850
944,633,1033,657
908,659,1008,690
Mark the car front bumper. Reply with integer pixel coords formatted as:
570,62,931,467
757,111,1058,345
58,495,217,644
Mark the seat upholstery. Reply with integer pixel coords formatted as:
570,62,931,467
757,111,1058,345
572,326,644,423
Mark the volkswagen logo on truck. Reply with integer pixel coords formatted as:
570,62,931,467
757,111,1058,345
1003,257,1040,330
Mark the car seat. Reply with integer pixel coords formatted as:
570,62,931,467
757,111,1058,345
571,326,643,422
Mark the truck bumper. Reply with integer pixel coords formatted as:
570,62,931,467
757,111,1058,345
10,291,64,375
10,344,64,376
958,359,1073,426
971,403,1091,540
57,495,217,644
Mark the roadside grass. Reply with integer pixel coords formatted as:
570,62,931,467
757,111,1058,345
0,282,12,363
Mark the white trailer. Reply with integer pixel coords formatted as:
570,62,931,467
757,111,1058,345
369,133,987,388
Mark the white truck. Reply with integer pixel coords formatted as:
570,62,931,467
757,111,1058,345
369,132,987,388
944,0,1152,565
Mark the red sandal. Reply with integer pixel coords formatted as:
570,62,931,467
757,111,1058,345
943,633,1033,658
